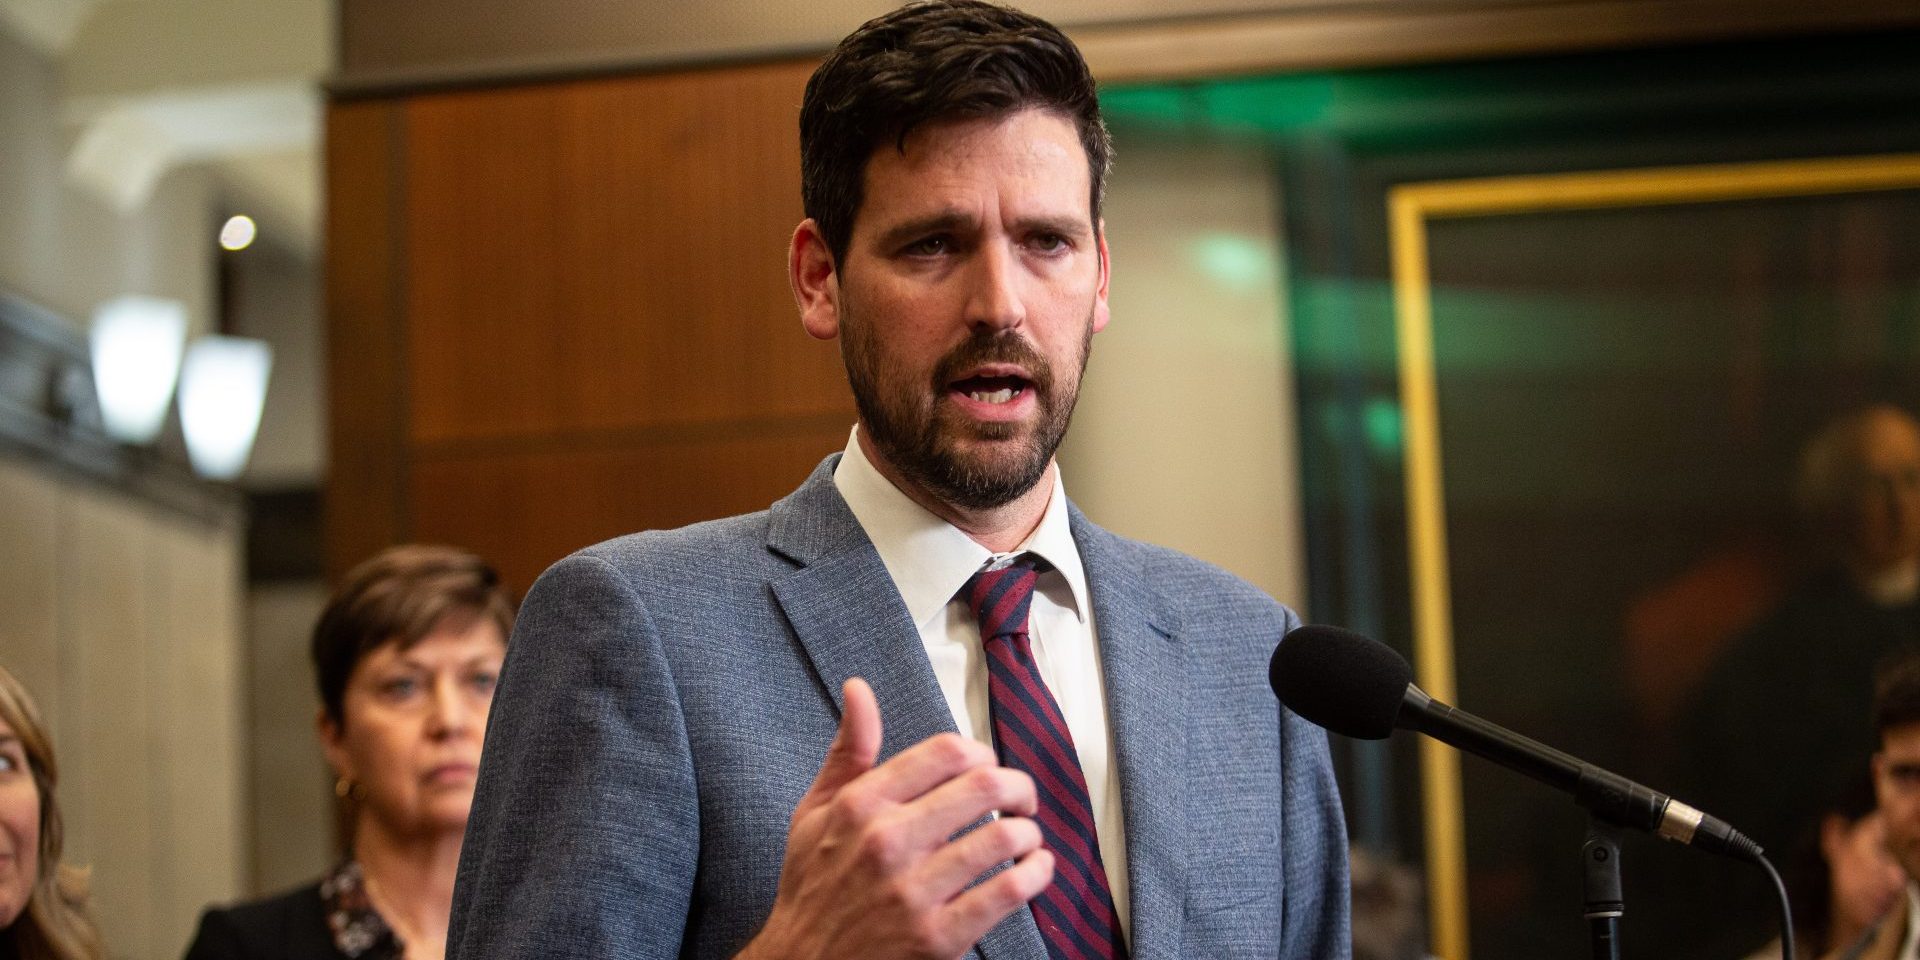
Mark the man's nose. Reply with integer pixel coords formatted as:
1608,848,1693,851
964,241,1026,332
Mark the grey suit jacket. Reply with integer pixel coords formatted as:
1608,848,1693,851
447,456,1350,959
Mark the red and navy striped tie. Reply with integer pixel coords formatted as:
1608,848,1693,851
964,555,1128,960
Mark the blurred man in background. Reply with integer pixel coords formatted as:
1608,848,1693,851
1836,650,1920,959
1688,407,1920,843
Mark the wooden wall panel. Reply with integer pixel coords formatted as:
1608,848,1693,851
59,491,157,960
408,421,850,592
325,100,409,583
403,60,849,447
0,458,249,959
0,458,59,702
402,85,566,443
328,59,861,594
147,516,246,955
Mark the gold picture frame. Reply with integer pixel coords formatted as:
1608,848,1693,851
1387,152,1920,960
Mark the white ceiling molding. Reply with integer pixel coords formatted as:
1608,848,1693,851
65,104,178,214
66,82,318,157
0,0,111,56
65,83,319,252
37,0,327,256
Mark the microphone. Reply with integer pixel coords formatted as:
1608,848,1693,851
1270,624,1761,861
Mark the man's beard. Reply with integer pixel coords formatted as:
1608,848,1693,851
842,310,1093,511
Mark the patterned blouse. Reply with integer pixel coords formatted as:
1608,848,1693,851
319,861,405,960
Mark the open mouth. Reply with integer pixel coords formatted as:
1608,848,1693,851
949,373,1030,405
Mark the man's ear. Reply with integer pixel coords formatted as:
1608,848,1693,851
790,219,841,341
1091,219,1111,334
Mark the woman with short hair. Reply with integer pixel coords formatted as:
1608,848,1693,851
185,544,515,960
0,664,102,960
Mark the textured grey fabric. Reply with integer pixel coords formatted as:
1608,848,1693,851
446,455,1351,960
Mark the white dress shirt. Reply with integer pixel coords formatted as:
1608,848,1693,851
832,428,1132,936
1900,883,1920,960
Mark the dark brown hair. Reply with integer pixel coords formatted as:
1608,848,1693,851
799,0,1112,266
1873,646,1920,741
312,544,516,726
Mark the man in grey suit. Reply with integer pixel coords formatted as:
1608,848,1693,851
446,3,1351,958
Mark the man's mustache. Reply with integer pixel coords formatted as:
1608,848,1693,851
930,334,1053,393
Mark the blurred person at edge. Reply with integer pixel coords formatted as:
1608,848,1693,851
1742,773,1903,960
1836,651,1920,960
183,546,514,960
1676,406,1920,953
0,665,101,960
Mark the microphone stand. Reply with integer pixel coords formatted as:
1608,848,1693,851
1583,817,1625,960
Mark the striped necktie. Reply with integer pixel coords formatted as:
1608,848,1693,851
964,555,1128,960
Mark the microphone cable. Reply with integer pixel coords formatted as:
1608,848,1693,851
1753,850,1795,960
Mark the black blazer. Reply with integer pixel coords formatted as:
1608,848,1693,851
182,883,345,960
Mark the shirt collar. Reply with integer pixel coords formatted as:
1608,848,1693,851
833,426,1090,630
1900,882,1920,960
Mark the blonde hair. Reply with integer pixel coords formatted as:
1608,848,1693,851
0,665,101,960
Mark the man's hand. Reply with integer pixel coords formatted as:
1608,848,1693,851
735,678,1054,960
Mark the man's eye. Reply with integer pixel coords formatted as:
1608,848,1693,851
1030,233,1069,253
470,671,499,694
903,236,949,257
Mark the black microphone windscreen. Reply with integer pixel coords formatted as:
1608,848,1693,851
1270,625,1413,740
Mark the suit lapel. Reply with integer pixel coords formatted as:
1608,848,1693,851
766,458,1048,960
1073,508,1188,960
767,457,958,765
